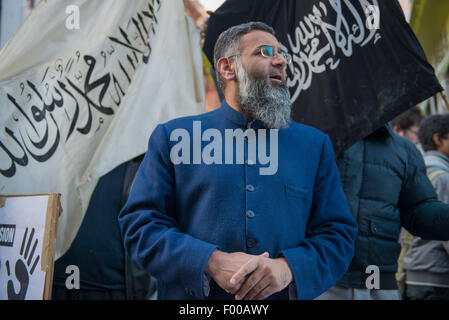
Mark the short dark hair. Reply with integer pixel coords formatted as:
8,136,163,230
391,106,424,131
213,21,275,91
418,114,449,151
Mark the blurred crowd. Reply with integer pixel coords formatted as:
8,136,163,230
393,107,449,300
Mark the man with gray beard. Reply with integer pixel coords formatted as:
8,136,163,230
119,21,357,300
234,55,291,130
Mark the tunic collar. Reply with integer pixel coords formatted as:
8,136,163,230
219,100,266,129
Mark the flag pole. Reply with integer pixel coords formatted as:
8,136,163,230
440,91,449,111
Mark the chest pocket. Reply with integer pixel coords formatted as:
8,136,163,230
283,183,313,238
370,215,401,241
284,184,311,199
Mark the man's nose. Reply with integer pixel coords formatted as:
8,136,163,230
272,53,287,69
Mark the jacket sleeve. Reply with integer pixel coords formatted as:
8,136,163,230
434,175,449,255
399,144,449,241
432,173,449,204
118,124,217,299
280,135,358,300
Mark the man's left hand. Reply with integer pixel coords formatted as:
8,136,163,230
230,254,293,300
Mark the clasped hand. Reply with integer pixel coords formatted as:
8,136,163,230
205,249,293,300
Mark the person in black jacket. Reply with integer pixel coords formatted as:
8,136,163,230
390,106,425,297
403,114,449,300
52,156,156,300
316,124,449,300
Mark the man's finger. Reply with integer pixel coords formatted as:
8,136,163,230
253,284,274,300
230,258,258,286
234,267,266,300
244,277,271,300
230,252,268,286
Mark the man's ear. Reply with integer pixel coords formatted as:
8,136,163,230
432,133,442,147
217,57,236,81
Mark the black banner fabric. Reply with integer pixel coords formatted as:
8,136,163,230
204,0,442,154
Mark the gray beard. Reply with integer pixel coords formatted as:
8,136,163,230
235,59,291,129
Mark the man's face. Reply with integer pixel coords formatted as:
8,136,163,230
237,30,288,88
231,30,291,129
437,133,449,158
403,125,420,145
394,124,420,145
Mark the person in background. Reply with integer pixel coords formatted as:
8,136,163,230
389,106,425,297
316,117,449,300
391,106,424,145
403,114,449,300
52,156,156,300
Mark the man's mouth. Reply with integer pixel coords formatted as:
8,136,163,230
269,73,283,83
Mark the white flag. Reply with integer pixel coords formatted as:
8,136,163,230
0,0,205,259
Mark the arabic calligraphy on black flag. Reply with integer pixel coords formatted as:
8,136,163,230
203,0,443,154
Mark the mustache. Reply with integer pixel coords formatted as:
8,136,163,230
268,69,285,79
238,69,287,88
269,68,287,86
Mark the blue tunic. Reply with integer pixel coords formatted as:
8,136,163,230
118,101,357,300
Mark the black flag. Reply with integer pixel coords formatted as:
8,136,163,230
204,0,442,154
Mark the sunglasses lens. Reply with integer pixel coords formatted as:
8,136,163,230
282,52,292,64
261,46,292,64
261,46,274,57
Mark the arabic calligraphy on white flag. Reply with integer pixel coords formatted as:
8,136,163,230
0,0,205,259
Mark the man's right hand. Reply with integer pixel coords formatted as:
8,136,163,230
205,249,269,294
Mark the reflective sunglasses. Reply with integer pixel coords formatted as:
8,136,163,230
228,45,292,64
257,45,292,64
